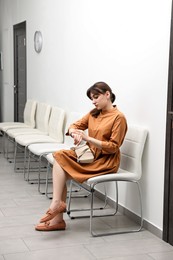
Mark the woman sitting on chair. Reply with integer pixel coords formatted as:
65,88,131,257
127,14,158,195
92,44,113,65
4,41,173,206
35,81,127,231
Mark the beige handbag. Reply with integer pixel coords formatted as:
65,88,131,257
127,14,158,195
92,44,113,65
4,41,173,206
72,144,94,163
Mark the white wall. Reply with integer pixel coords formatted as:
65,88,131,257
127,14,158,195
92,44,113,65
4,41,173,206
0,0,172,232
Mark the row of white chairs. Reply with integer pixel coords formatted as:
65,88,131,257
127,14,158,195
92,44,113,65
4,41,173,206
0,100,148,237
0,100,82,176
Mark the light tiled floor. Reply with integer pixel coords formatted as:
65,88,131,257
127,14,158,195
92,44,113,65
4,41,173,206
0,136,173,260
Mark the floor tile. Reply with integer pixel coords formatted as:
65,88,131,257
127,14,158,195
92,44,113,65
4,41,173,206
0,238,29,255
149,251,173,260
84,238,173,259
3,245,95,260
101,255,153,260
0,225,42,240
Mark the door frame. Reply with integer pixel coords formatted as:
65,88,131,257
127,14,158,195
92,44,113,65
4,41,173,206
13,21,27,122
163,1,173,245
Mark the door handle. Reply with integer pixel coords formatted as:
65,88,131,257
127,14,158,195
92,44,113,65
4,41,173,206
13,85,17,94
168,111,173,115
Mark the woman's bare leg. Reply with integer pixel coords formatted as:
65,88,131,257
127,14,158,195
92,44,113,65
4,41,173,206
50,160,67,206
37,161,68,226
49,186,67,224
46,160,68,224
36,160,69,229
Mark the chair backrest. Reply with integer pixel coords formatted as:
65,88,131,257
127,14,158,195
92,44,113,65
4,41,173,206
23,100,37,127
64,112,83,146
48,106,65,142
120,125,148,180
35,102,51,134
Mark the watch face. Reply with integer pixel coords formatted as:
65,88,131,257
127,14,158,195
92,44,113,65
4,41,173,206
34,31,43,53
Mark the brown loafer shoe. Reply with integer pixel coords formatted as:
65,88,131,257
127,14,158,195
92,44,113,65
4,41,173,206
40,201,66,223
35,220,66,231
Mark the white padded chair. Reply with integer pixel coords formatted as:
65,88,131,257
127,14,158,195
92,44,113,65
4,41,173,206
0,100,37,156
13,103,52,171
67,125,148,237
0,99,37,131
27,112,83,189
14,106,65,175
23,106,66,181
4,102,51,159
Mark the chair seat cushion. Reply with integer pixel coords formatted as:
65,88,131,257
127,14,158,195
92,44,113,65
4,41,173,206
86,169,139,185
0,124,31,132
7,128,43,138
28,143,70,156
15,134,59,146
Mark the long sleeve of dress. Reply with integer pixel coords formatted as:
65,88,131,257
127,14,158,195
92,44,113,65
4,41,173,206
101,113,127,154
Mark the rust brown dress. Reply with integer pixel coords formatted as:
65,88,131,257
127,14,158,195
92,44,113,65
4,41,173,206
53,106,127,183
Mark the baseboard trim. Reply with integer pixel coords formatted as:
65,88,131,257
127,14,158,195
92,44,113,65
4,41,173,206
95,189,162,239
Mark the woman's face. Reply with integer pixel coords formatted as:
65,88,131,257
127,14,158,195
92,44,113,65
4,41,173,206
90,91,110,110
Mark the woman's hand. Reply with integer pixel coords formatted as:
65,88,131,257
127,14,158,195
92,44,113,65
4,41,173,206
70,129,89,145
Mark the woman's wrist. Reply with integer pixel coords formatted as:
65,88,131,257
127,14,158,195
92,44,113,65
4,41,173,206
87,136,92,143
87,136,102,148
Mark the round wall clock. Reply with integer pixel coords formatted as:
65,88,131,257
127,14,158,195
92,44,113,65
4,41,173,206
34,31,43,53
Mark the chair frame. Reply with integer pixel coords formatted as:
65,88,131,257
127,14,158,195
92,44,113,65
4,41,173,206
67,178,143,237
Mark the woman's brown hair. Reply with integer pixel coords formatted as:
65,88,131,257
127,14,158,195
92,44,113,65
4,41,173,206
87,82,116,117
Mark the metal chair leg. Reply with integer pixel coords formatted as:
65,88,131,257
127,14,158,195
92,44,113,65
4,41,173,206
45,162,51,198
38,154,47,194
25,150,31,181
3,132,7,158
14,141,18,172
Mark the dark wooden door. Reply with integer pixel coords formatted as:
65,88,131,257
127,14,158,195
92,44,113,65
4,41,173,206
163,1,173,245
13,21,26,122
